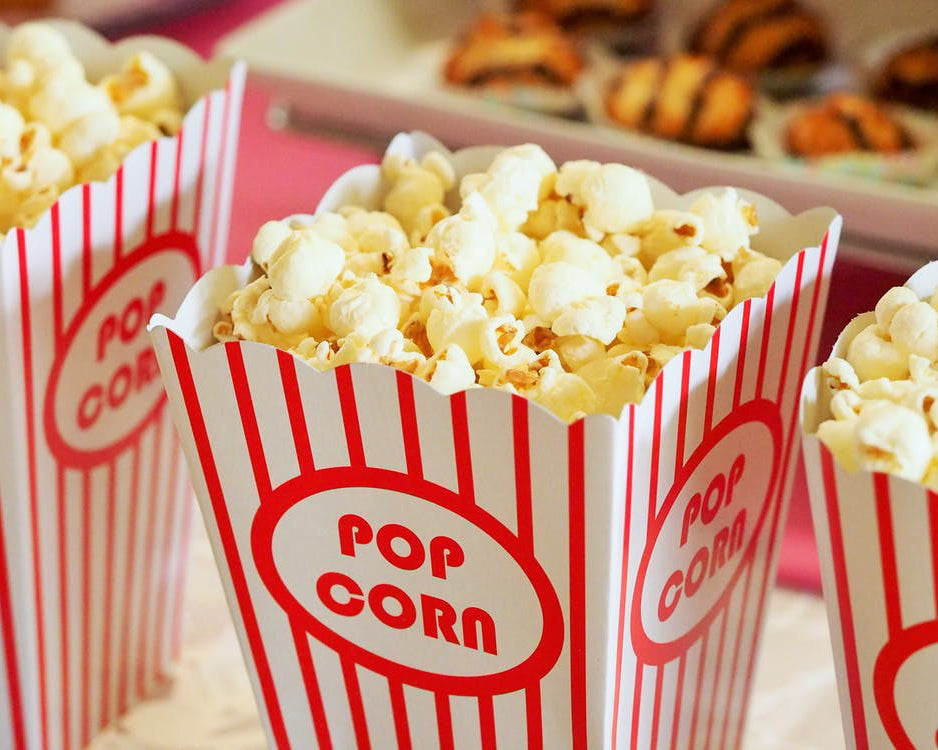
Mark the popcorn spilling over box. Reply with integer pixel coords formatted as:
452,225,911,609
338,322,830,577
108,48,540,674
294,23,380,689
802,263,938,750
151,132,838,749
0,21,245,750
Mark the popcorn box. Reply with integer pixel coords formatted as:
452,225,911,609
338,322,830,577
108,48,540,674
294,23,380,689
0,21,245,750
150,133,839,749
801,261,938,750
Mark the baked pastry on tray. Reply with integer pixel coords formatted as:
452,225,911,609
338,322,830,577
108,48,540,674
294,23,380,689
689,0,828,75
874,35,938,112
604,54,755,150
785,93,914,157
517,0,653,31
445,12,583,91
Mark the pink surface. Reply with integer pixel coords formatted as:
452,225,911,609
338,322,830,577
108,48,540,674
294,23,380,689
119,0,914,594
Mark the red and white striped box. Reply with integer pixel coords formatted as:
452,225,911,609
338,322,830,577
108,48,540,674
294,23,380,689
0,21,245,750
802,261,938,750
150,133,839,749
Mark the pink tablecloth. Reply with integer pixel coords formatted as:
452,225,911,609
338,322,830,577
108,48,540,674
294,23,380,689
116,0,913,594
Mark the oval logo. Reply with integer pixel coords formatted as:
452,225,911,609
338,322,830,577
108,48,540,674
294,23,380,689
874,620,938,748
632,399,782,663
44,232,200,467
251,471,564,694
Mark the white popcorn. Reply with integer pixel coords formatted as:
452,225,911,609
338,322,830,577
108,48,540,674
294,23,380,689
685,322,716,349
480,271,526,318
382,151,454,235
522,195,582,240
734,255,782,303
889,301,938,361
0,103,25,160
690,188,758,261
631,210,704,263
846,324,909,382
648,245,725,291
556,161,653,241
26,144,74,193
528,261,605,323
822,357,860,392
100,51,181,121
816,419,860,473
494,231,540,290
857,377,915,402
328,274,401,340
854,401,932,481
539,230,617,286
909,354,938,385
618,308,661,349
642,279,713,340
426,194,497,289
386,246,433,295
6,23,82,81
602,232,642,258
28,74,114,135
425,290,488,364
874,286,919,330
578,354,646,417
57,108,121,167
551,295,626,345
553,334,606,372
829,389,862,421
267,231,345,300
421,343,477,395
532,367,597,423
480,316,537,370
251,220,293,269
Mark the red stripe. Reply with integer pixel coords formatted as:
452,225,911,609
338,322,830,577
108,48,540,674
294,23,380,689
99,461,118,725
434,692,454,750
56,466,70,750
704,327,721,433
669,655,687,750
649,374,664,524
114,167,123,261
611,404,635,750
81,470,91,745
687,631,709,747
568,420,587,750
479,694,497,749
152,430,183,683
774,253,806,404
171,126,184,230
117,440,142,712
874,474,902,637
210,82,234,266
136,418,164,699
648,668,665,749
227,344,272,498
51,205,62,344
676,351,691,473
0,490,28,750
336,366,365,468
703,609,730,750
341,656,371,750
388,679,412,750
820,449,869,750
278,350,315,474
754,286,775,399
451,392,475,502
291,623,333,750
397,372,422,478
192,97,212,239
719,569,752,750
168,333,291,748
732,300,752,410
146,140,158,239
928,492,938,607
170,481,193,660
82,187,91,297
17,229,48,750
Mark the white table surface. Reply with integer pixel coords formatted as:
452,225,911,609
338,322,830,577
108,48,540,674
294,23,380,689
87,514,846,750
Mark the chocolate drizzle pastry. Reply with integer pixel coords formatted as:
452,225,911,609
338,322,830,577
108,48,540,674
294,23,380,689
689,0,828,74
445,13,583,89
517,0,653,31
786,93,914,157
604,54,755,150
875,35,938,112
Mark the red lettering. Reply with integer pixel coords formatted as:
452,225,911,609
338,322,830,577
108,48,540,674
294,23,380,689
377,524,425,571
146,280,165,320
316,572,364,616
684,547,709,598
429,536,464,580
420,594,459,645
135,348,159,389
658,570,683,622
701,473,725,524
681,492,701,546
120,298,144,342
729,509,746,555
726,453,745,506
709,528,729,577
462,607,497,655
97,315,117,361
77,385,103,430
107,364,132,409
338,514,372,557
368,583,416,630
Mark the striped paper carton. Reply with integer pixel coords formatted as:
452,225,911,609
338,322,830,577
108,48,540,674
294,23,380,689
0,21,245,750
150,133,839,749
802,261,938,750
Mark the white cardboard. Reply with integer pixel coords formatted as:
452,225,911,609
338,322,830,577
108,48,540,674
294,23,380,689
151,132,840,749
0,22,246,750
801,260,938,750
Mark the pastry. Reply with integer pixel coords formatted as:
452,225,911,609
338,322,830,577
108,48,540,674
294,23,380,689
604,54,755,149
785,93,913,158
517,0,653,32
689,0,828,74
874,35,938,112
445,13,583,90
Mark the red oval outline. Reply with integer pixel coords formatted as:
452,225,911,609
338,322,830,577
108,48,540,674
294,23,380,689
44,231,200,468
873,619,938,750
631,398,782,663
251,466,565,695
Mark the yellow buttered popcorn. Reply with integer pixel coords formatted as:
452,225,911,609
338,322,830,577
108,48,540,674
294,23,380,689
216,144,782,422
0,22,184,236
818,285,938,489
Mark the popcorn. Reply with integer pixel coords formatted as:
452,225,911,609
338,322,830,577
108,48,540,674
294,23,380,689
889,301,938,360
846,323,909,382
874,286,919,330
733,254,782,304
216,145,780,422
0,22,185,234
